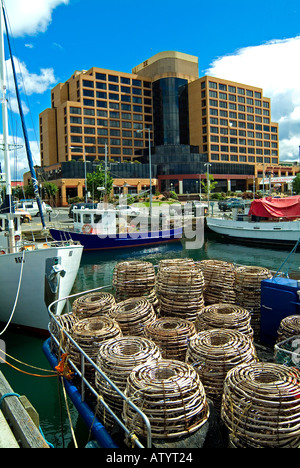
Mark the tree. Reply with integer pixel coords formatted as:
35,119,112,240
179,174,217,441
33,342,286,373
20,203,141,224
201,173,218,194
293,173,300,194
86,164,114,201
43,182,58,202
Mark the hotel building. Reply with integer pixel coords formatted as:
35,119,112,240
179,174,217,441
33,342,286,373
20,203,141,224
36,51,296,205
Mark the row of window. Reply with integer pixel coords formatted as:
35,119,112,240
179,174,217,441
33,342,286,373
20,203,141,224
203,123,277,135
210,154,278,164
69,146,134,155
69,135,147,146
206,90,268,106
82,89,152,105
89,75,151,88
209,137,278,147
208,144,277,154
207,80,262,99
83,82,152,97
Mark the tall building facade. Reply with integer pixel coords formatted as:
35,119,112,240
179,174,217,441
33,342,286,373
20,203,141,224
38,51,285,205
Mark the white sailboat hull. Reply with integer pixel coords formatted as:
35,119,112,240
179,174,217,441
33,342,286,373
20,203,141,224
206,217,300,246
0,244,83,334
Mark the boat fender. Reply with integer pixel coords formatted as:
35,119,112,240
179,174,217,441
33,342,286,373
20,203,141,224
82,224,93,234
0,250,5,255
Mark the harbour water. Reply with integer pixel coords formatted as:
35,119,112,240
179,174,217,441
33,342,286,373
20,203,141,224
1,231,300,448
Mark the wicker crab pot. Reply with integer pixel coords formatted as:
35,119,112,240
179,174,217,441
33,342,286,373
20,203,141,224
195,303,253,339
198,260,236,305
221,362,300,448
109,297,157,336
95,336,161,426
186,329,258,412
112,260,158,310
66,316,122,382
123,359,209,440
156,263,205,322
144,317,197,361
49,312,79,354
234,266,272,337
277,315,300,343
72,292,116,319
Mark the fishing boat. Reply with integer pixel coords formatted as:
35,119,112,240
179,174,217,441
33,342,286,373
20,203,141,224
0,2,83,334
206,196,300,249
50,205,183,251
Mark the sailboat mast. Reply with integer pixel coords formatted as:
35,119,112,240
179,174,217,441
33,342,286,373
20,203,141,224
0,2,15,252
2,2,46,229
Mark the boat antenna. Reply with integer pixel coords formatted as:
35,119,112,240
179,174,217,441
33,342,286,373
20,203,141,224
1,2,46,229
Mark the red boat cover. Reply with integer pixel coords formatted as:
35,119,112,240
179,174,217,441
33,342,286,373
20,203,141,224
248,196,300,219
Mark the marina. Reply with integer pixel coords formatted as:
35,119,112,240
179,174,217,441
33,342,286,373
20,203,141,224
2,226,300,449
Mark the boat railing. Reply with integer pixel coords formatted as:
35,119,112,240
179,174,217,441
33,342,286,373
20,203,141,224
47,287,152,449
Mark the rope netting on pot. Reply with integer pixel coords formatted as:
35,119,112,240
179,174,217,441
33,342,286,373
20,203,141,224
277,315,300,343
109,297,157,336
221,362,300,448
112,261,158,310
72,292,116,319
198,260,236,305
234,266,272,338
123,359,209,440
186,329,258,412
144,317,197,361
95,336,161,428
66,316,122,382
194,303,254,339
156,261,205,322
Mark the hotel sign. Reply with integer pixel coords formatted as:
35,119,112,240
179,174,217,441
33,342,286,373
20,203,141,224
259,176,295,184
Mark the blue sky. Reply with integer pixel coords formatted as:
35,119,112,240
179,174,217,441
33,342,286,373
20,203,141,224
3,0,300,179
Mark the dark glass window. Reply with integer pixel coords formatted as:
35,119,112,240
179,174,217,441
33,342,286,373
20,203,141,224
108,75,119,83
96,73,106,81
152,77,189,146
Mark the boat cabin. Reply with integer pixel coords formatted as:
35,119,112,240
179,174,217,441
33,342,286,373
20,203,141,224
73,207,118,235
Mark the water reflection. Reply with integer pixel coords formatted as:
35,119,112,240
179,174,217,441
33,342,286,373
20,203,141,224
72,232,300,294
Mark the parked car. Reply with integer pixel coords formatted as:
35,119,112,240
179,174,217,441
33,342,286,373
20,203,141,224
218,198,244,211
15,199,48,217
45,204,53,213
116,205,141,217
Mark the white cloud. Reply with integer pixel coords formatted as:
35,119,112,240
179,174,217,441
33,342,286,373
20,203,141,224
4,0,70,37
205,36,300,162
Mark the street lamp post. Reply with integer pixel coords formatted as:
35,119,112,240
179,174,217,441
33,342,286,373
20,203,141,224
204,163,212,215
137,128,152,217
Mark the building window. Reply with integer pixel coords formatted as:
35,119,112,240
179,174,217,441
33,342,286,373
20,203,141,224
83,80,94,88
108,75,119,83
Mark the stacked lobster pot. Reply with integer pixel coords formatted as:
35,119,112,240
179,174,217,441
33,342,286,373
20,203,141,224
95,336,161,428
66,316,122,382
109,297,157,336
112,260,158,311
156,259,205,322
144,316,197,361
234,266,272,338
194,303,254,340
123,359,210,442
72,292,116,319
198,260,236,305
186,329,258,412
221,362,300,448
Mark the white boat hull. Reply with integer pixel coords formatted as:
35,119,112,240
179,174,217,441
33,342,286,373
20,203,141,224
206,217,300,246
0,244,83,334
